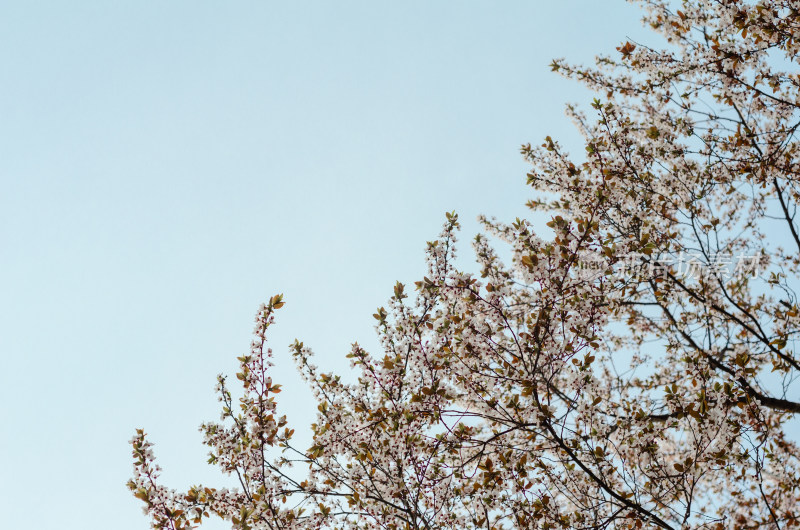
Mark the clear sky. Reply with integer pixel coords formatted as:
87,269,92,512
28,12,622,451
0,2,648,528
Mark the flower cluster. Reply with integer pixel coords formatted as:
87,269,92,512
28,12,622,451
131,1,800,528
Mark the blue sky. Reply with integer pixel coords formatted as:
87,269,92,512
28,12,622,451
0,2,648,528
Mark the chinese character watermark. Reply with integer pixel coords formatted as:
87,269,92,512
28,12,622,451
577,252,763,280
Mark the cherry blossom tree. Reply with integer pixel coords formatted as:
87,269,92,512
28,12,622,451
130,1,800,527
